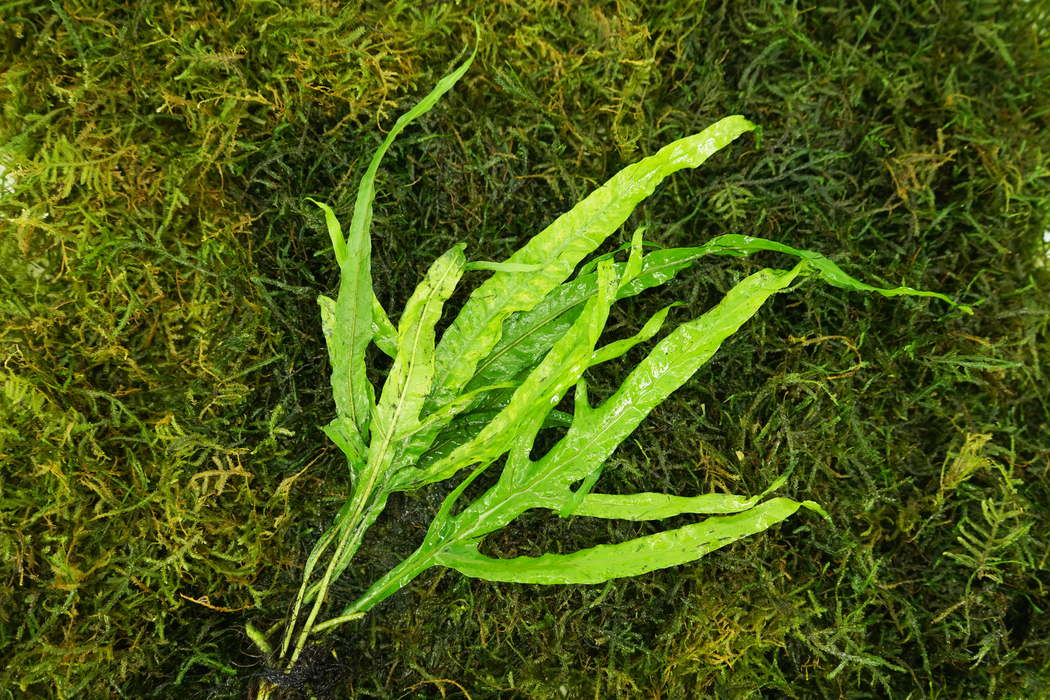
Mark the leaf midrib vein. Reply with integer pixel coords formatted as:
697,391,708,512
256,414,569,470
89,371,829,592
466,252,708,389
432,162,665,403
357,262,460,524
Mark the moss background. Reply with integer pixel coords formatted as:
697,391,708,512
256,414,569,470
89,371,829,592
2,1,1048,698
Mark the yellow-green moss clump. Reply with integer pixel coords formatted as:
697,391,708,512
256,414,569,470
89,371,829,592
1,2,1047,698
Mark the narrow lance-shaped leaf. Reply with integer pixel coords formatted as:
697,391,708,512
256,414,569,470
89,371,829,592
308,198,373,442
372,294,398,359
317,33,479,447
369,245,467,484
438,263,810,544
559,473,791,520
319,245,467,594
317,294,367,471
463,289,587,396
425,116,758,419
464,232,972,406
436,498,827,585
437,249,944,560
701,235,972,313
589,302,682,368
337,264,810,615
391,261,620,491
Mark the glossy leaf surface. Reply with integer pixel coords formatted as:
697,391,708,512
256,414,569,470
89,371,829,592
313,38,479,451
339,264,811,614
370,245,466,482
437,498,827,584
371,294,398,359
461,234,972,409
566,473,791,520
308,198,373,442
445,263,807,541
392,261,620,491
589,302,680,368
426,116,759,418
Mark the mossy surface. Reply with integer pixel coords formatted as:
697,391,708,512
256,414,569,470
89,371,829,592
2,1,1048,698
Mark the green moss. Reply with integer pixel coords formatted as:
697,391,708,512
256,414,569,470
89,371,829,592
2,1,1048,698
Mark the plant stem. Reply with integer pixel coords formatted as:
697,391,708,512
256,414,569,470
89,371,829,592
338,541,438,617
277,521,339,660
286,502,372,669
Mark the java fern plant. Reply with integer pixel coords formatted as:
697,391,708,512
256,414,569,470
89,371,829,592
250,39,970,698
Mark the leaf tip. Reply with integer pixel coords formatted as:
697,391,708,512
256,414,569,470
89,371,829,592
800,500,832,524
